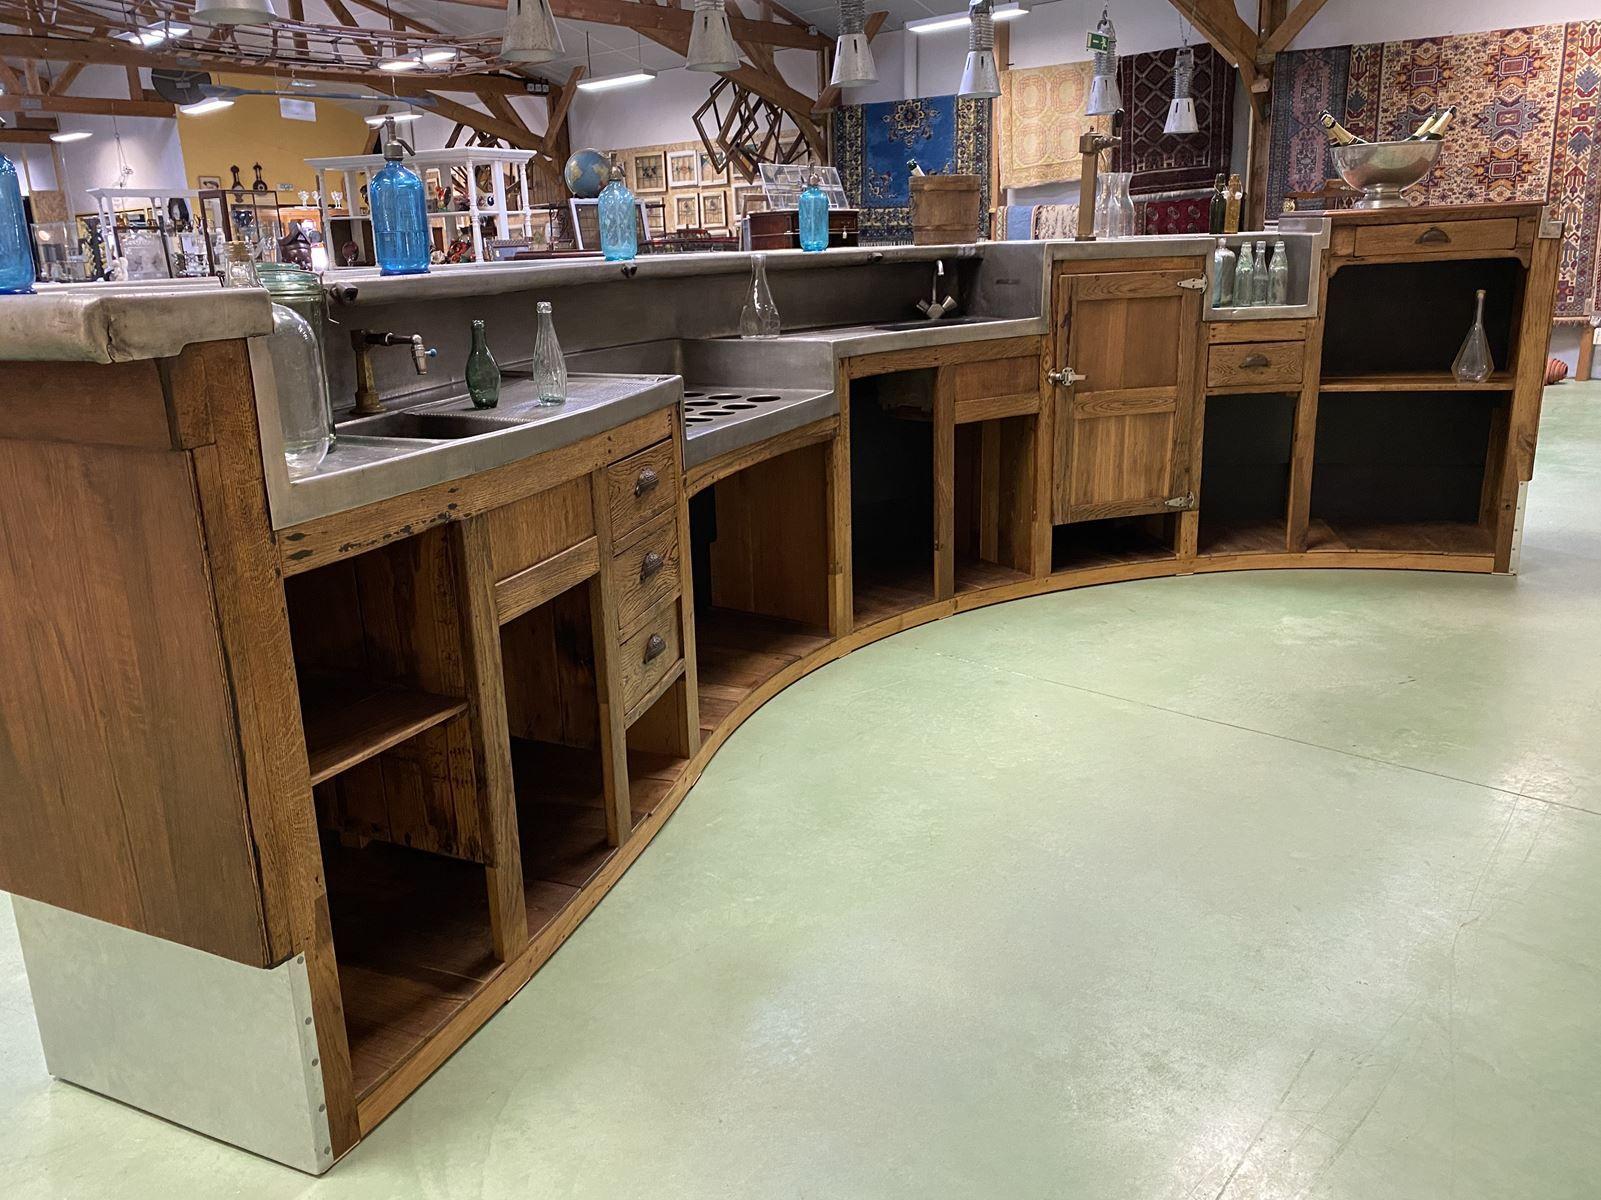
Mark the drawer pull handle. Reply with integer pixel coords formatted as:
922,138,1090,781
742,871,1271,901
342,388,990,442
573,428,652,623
1417,226,1451,245
639,550,665,581
633,467,660,497
643,633,668,664
1240,353,1270,368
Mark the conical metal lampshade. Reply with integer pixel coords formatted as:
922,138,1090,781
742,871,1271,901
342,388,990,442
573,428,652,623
1085,5,1121,115
686,0,739,72
958,0,1000,99
501,0,562,64
1163,44,1198,133
191,0,279,25
830,0,877,87
1163,97,1197,134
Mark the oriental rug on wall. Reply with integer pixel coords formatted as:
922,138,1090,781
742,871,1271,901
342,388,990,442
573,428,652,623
1115,43,1236,196
833,94,992,243
1267,21,1601,318
998,61,1098,188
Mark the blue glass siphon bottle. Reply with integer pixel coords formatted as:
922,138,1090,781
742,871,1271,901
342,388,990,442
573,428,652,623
598,162,637,262
797,170,829,253
0,151,36,294
369,119,430,276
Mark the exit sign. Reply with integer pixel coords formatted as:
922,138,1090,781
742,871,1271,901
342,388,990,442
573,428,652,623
1086,31,1111,52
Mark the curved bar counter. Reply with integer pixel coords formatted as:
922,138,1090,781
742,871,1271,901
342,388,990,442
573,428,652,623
0,203,1560,1173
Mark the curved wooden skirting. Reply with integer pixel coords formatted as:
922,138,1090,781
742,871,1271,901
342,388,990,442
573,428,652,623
352,545,1498,1137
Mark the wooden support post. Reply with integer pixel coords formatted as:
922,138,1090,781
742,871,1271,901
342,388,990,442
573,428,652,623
828,366,855,637
933,367,956,601
587,470,632,847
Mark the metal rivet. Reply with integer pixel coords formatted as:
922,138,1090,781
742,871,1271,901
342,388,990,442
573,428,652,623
304,1017,313,1025
311,1057,320,1067
318,1103,326,1112
323,1146,331,1155
297,955,305,964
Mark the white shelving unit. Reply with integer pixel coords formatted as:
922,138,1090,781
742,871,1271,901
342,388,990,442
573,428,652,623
305,147,536,268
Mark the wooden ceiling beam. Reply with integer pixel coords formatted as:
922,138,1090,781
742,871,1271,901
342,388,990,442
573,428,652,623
0,93,175,118
0,128,59,143
432,0,828,51
1259,0,1331,60
1166,0,1259,70
47,59,86,94
0,59,22,93
541,66,584,157
421,90,551,155
320,0,379,59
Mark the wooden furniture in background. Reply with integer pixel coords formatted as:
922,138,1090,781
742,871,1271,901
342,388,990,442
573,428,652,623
911,174,982,245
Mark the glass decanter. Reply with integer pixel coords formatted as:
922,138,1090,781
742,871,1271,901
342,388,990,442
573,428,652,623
739,252,780,338
1452,288,1494,383
597,162,638,262
532,301,567,405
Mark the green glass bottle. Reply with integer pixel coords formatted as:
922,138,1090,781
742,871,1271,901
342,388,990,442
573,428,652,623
465,319,500,409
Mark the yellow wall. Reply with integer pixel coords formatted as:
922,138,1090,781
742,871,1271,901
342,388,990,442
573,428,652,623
175,75,374,197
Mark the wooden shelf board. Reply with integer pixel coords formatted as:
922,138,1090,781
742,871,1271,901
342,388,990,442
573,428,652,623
1318,371,1514,392
1051,523,1177,574
1198,517,1290,558
1306,518,1494,556
323,839,498,1100
853,559,936,627
955,557,1030,594
696,607,831,738
301,674,467,786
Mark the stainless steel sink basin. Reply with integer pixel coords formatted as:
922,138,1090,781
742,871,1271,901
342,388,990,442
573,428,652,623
336,410,526,440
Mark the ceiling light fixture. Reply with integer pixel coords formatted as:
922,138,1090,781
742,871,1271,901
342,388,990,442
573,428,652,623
49,130,93,143
1085,5,1122,116
501,0,562,65
958,0,1000,100
179,97,235,115
190,0,280,27
575,68,658,93
907,1,1028,34
1163,41,1198,134
419,46,459,65
831,0,877,87
686,0,739,72
379,53,423,72
365,110,423,126
118,22,190,47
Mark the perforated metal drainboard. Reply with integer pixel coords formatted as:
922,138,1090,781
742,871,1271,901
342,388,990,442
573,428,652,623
681,389,787,429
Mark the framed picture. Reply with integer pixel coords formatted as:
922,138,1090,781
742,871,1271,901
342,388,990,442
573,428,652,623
666,150,699,189
734,186,767,217
196,174,222,190
670,192,701,230
630,151,666,194
699,189,729,230
697,150,728,185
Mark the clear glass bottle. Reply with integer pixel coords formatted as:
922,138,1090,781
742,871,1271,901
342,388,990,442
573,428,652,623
1210,238,1237,309
798,171,829,252
1224,173,1243,233
1267,237,1290,305
739,252,780,338
1207,173,1226,235
1452,288,1494,383
265,302,332,479
1230,239,1255,307
222,239,260,288
1251,239,1269,305
0,151,35,294
1112,171,1136,239
598,162,637,262
369,119,430,276
1093,171,1111,239
532,300,567,405
465,319,500,409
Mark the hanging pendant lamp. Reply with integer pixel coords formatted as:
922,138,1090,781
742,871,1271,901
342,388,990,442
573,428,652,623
191,0,279,26
1085,5,1121,116
501,0,562,64
831,0,878,88
686,0,740,72
1163,42,1198,134
958,0,1000,100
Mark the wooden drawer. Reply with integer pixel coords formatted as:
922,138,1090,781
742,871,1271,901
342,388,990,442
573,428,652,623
618,596,682,715
1207,319,1308,345
1351,217,1518,259
605,439,678,541
484,474,594,583
609,508,681,639
1207,341,1304,391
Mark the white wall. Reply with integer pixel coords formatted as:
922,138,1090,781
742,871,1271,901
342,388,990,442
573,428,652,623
1286,0,1601,49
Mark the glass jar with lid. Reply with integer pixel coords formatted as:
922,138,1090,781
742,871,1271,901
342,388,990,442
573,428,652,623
264,302,333,478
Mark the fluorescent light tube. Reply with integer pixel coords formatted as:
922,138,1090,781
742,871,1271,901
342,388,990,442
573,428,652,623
575,68,658,92
908,2,1027,33
49,130,93,143
179,97,235,115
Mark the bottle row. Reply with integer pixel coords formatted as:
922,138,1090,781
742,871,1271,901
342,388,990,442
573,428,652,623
1317,106,1457,148
1210,237,1290,309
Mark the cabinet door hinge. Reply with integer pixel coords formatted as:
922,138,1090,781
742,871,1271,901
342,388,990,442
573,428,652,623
1164,492,1196,509
1177,277,1206,290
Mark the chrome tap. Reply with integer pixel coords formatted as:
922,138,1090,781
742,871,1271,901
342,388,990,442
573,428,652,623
349,328,438,416
917,259,960,320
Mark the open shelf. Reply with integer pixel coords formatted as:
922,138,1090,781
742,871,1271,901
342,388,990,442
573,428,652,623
955,556,1029,593
696,607,830,738
854,557,937,625
300,673,467,787
1197,390,1297,557
1307,519,1494,556
323,838,498,1100
1052,515,1177,573
851,369,935,625
1199,518,1290,557
1320,371,1515,393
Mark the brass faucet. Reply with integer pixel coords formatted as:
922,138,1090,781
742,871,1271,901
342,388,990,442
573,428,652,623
350,328,437,417
1075,109,1124,242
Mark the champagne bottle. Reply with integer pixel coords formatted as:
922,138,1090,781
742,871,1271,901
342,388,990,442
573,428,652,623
907,159,926,177
1421,105,1457,140
1405,109,1441,141
1208,173,1227,236
1317,110,1365,146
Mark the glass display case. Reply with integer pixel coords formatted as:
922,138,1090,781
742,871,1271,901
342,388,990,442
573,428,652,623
31,221,92,283
86,187,214,280
197,188,286,261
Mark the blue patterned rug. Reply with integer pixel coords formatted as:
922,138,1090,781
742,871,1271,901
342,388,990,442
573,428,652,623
833,95,992,244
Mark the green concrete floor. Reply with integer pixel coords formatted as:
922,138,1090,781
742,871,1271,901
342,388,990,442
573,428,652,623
4,384,1599,1198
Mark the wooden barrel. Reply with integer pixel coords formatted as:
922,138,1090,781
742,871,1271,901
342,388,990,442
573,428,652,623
910,174,981,245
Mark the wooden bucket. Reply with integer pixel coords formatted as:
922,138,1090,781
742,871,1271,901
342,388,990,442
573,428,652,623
910,174,981,245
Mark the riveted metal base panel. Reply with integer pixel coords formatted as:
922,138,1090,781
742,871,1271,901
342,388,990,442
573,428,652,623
11,896,334,1175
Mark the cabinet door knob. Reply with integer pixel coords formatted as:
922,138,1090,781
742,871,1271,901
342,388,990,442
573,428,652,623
1240,353,1270,368
633,466,660,497
639,550,665,581
1416,226,1451,244
1047,367,1086,387
643,633,668,664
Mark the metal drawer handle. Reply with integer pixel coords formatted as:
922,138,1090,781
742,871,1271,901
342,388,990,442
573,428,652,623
1047,367,1086,387
1240,353,1270,368
643,633,668,664
1417,226,1451,244
633,466,660,497
639,550,665,581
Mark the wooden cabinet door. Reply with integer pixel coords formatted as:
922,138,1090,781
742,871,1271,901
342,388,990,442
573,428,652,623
1051,266,1203,524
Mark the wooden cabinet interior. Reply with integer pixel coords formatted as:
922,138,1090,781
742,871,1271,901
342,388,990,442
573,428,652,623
1197,391,1298,557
